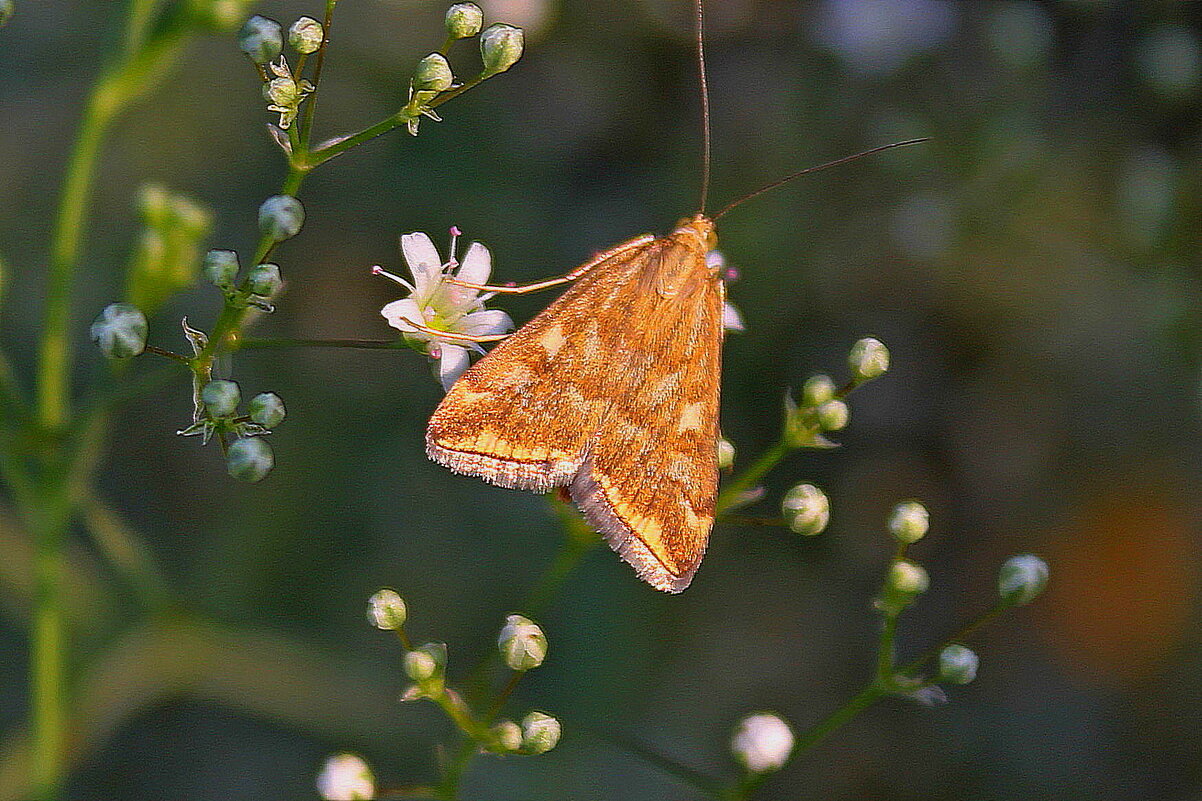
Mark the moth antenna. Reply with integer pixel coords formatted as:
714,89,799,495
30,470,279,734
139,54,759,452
712,138,932,221
696,0,711,215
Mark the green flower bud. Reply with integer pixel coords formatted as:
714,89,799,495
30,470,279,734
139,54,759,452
997,553,1049,606
717,437,735,470
203,249,240,288
0,1,13,27
413,52,454,92
247,262,283,297
226,436,274,482
201,379,241,417
848,336,890,381
480,23,524,76
781,483,829,536
316,753,375,801
731,712,794,773
248,392,286,428
498,614,547,671
258,195,305,242
520,711,561,755
367,589,407,630
90,303,147,359
404,649,437,682
938,644,979,685
404,642,447,694
288,16,324,54
491,720,523,753
801,374,836,407
445,3,483,39
888,500,929,544
239,15,283,64
887,559,929,597
816,399,849,431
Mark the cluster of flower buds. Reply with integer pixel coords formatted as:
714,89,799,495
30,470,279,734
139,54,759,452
783,336,889,448
239,14,321,129
200,195,302,312
367,590,561,757
177,379,286,482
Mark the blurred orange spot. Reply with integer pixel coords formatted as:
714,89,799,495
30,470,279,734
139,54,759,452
1041,490,1200,685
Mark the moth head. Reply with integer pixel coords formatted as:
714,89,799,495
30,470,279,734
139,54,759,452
674,214,717,253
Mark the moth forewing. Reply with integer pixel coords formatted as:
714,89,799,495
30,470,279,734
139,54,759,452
426,216,724,592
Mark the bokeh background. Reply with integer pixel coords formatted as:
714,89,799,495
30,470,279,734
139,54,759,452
2,0,1202,799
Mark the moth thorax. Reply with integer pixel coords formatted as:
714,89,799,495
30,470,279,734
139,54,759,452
673,214,717,252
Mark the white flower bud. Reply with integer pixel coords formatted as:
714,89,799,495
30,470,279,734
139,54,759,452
445,3,484,39
781,483,829,536
367,589,407,630
288,16,324,54
258,194,305,242
226,437,274,482
201,379,241,417
730,712,793,773
239,15,283,64
888,500,929,544
848,336,890,381
248,262,283,297
802,374,836,407
248,392,286,428
938,644,979,685
816,399,849,431
203,248,240,287
888,560,929,596
316,753,374,801
413,52,454,92
90,302,147,359
480,23,523,75
520,711,561,754
404,649,437,682
498,614,547,671
491,719,523,752
997,553,1049,606
717,437,735,470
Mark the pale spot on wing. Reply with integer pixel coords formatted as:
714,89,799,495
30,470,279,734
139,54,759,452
678,401,706,432
538,324,567,359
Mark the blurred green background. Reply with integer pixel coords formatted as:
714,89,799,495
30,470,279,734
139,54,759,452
3,0,1202,798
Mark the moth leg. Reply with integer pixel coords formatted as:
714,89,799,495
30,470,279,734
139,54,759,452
392,317,511,343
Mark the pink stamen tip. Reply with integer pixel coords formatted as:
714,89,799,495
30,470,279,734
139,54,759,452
371,265,384,275
724,267,740,282
505,281,517,288
449,226,462,237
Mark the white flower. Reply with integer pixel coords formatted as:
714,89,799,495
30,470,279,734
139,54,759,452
708,249,746,332
376,227,514,390
316,753,374,801
731,712,794,773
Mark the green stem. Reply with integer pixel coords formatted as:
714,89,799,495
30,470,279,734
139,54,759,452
237,337,405,350
29,490,71,801
792,681,886,755
715,440,790,515
899,602,1008,677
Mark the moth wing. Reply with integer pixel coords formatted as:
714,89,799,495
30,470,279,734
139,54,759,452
569,251,725,593
426,234,658,492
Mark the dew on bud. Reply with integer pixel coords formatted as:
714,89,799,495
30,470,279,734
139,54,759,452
367,588,407,630
498,614,547,671
781,483,830,536
520,711,561,754
90,303,147,359
997,553,1049,606
938,644,979,685
316,753,374,801
203,249,240,288
848,336,890,381
445,3,483,39
888,500,929,544
248,392,286,428
239,15,283,64
413,52,454,92
226,436,274,482
288,16,324,54
201,379,241,417
258,195,305,242
730,712,794,773
480,23,524,76
802,374,836,407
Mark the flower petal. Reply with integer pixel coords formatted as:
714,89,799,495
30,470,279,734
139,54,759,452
458,309,514,337
438,344,471,390
381,298,424,333
722,301,745,332
456,241,492,286
401,232,444,289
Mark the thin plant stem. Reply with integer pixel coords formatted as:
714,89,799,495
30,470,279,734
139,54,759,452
715,439,789,515
237,337,405,350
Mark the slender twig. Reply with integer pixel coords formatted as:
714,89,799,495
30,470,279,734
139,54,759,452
237,337,405,350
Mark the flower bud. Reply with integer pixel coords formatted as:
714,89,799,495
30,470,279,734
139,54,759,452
413,53,454,92
888,500,929,544
405,642,448,694
888,560,929,596
258,194,305,242
239,15,283,64
498,614,547,671
367,589,407,630
288,16,324,54
226,436,274,482
203,249,240,288
848,336,890,381
247,262,283,297
781,483,829,536
938,644,979,685
802,374,836,407
445,3,483,38
263,76,300,107
816,399,849,431
730,712,794,773
404,649,437,682
90,303,147,359
248,392,286,428
480,23,524,76
717,437,735,470
491,720,523,752
201,379,241,417
520,711,561,755
997,553,1049,606
316,753,374,801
